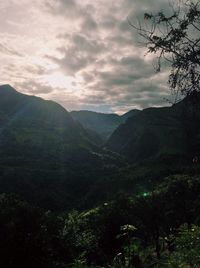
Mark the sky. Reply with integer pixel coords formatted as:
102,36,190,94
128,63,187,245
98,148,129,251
0,0,175,114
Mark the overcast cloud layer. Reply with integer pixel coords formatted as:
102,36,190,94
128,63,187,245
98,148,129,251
0,0,174,114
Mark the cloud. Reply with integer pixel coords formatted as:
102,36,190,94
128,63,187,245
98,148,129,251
0,0,173,113
16,80,54,95
0,43,23,57
48,51,92,74
48,33,105,74
44,0,77,16
81,12,98,32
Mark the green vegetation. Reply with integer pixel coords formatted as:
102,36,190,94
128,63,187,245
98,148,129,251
131,0,200,97
107,92,200,162
1,174,200,267
0,85,123,211
1,1,199,267
0,84,200,267
70,109,139,141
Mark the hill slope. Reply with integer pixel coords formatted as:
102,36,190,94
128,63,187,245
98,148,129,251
106,93,200,162
0,85,102,153
0,85,114,210
70,109,140,140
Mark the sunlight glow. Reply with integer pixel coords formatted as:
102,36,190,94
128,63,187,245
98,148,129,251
44,72,76,89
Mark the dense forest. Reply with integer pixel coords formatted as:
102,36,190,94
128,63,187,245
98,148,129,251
0,85,200,267
1,174,200,267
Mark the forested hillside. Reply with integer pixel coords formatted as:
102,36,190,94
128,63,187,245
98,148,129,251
0,85,123,211
107,92,200,163
0,84,200,267
1,0,200,266
70,109,139,141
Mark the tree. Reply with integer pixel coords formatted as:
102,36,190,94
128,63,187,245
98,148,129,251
130,0,200,100
0,194,67,268
167,225,200,267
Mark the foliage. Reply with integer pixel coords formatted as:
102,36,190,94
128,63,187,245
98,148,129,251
1,86,200,267
63,210,99,265
0,193,66,268
1,174,200,267
167,225,200,267
131,0,200,98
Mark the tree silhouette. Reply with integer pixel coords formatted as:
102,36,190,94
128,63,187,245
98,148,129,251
130,0,200,100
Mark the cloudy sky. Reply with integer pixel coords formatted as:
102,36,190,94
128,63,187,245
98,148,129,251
0,0,174,114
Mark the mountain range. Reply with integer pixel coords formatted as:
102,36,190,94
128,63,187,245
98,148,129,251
70,109,139,141
0,85,112,210
0,84,199,211
107,92,200,162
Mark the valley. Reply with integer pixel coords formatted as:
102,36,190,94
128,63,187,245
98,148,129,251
0,84,200,267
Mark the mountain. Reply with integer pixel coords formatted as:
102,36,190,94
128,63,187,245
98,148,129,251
0,84,101,149
70,109,140,141
106,93,200,163
0,85,118,210
70,110,121,140
120,109,140,122
2,84,199,212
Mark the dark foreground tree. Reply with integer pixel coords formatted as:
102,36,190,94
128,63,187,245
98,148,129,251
130,0,200,100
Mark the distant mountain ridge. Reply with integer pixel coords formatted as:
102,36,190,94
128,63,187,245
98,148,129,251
0,84,100,146
70,109,140,141
106,92,200,162
0,85,114,210
1,84,200,211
